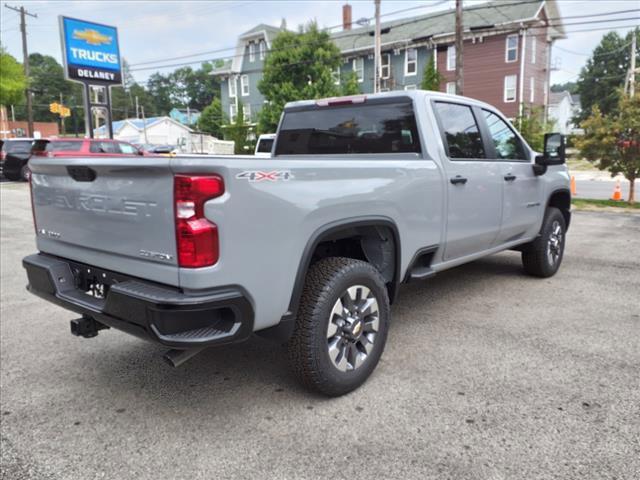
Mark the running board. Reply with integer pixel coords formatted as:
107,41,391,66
409,266,436,281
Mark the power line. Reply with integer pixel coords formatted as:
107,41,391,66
128,15,640,74
130,0,449,68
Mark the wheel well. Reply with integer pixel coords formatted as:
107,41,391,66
310,225,397,286
548,190,571,228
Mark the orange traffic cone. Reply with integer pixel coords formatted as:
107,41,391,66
611,180,622,201
570,175,577,195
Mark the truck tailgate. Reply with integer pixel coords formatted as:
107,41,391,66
29,156,180,285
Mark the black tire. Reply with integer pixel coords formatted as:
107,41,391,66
20,164,31,182
287,257,390,397
522,207,566,277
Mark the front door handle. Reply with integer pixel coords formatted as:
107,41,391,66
504,174,517,182
450,175,468,185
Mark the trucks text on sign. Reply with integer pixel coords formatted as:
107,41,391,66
60,16,122,85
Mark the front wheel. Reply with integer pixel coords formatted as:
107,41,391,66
287,257,390,397
522,207,566,277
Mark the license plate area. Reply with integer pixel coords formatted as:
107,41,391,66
68,261,129,300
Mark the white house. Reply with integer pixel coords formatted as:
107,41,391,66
548,91,582,135
94,116,193,147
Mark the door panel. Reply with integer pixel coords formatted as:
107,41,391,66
480,109,541,244
444,161,503,260
433,101,503,261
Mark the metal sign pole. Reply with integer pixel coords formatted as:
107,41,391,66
83,82,94,138
105,85,113,139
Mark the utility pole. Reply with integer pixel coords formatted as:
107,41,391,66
59,93,66,135
454,0,463,95
5,4,37,137
135,96,140,119
374,0,381,93
630,33,636,97
141,106,149,144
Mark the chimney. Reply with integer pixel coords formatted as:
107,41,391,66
342,3,352,31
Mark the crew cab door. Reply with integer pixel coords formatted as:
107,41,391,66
433,101,502,261
479,109,542,244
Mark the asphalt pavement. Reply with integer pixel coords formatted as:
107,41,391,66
1,182,639,480
573,178,631,201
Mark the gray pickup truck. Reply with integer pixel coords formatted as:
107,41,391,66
23,91,570,396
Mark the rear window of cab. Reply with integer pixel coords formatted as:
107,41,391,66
275,98,421,155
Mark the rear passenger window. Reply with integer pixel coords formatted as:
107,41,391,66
275,100,421,155
90,141,118,154
482,110,527,160
434,102,485,159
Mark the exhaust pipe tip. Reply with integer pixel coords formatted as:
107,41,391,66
163,347,206,368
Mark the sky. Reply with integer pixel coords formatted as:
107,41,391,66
1,0,638,87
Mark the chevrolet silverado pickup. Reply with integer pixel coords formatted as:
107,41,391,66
23,91,570,396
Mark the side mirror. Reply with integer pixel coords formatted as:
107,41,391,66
534,133,566,175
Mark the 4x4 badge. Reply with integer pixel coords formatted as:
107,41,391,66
236,170,294,182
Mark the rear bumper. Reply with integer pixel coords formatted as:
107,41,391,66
22,253,254,348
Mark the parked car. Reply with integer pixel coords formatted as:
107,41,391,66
2,138,146,182
23,91,570,396
254,133,276,157
0,138,34,181
31,138,145,158
146,144,178,155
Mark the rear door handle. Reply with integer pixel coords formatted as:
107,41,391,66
504,174,517,182
450,175,468,185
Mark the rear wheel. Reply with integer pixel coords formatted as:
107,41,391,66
522,207,566,277
287,257,390,396
20,164,31,182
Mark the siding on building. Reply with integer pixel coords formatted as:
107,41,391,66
214,1,564,126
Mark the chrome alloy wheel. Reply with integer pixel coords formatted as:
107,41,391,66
547,220,563,266
326,285,379,372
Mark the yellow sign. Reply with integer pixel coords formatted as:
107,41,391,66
72,28,112,46
50,102,60,114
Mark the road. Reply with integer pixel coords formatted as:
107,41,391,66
1,183,639,480
574,178,631,201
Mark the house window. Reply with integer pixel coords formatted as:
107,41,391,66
530,77,535,102
243,103,251,120
249,42,255,62
404,84,416,90
446,45,456,71
506,35,518,63
405,48,417,76
259,40,266,60
504,75,517,102
230,103,237,123
332,66,341,85
352,57,364,83
240,75,249,96
446,82,456,95
381,53,390,79
531,37,536,64
228,77,237,98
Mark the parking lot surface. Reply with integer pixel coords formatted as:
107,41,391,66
1,183,639,480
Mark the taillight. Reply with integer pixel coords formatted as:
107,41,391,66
174,175,224,268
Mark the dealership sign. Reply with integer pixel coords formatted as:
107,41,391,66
59,16,122,84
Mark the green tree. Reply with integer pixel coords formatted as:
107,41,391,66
515,106,555,152
550,81,577,94
421,55,443,91
198,97,224,138
224,100,251,154
27,53,82,125
576,93,639,203
576,29,639,120
258,22,342,133
341,71,360,95
0,48,26,106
